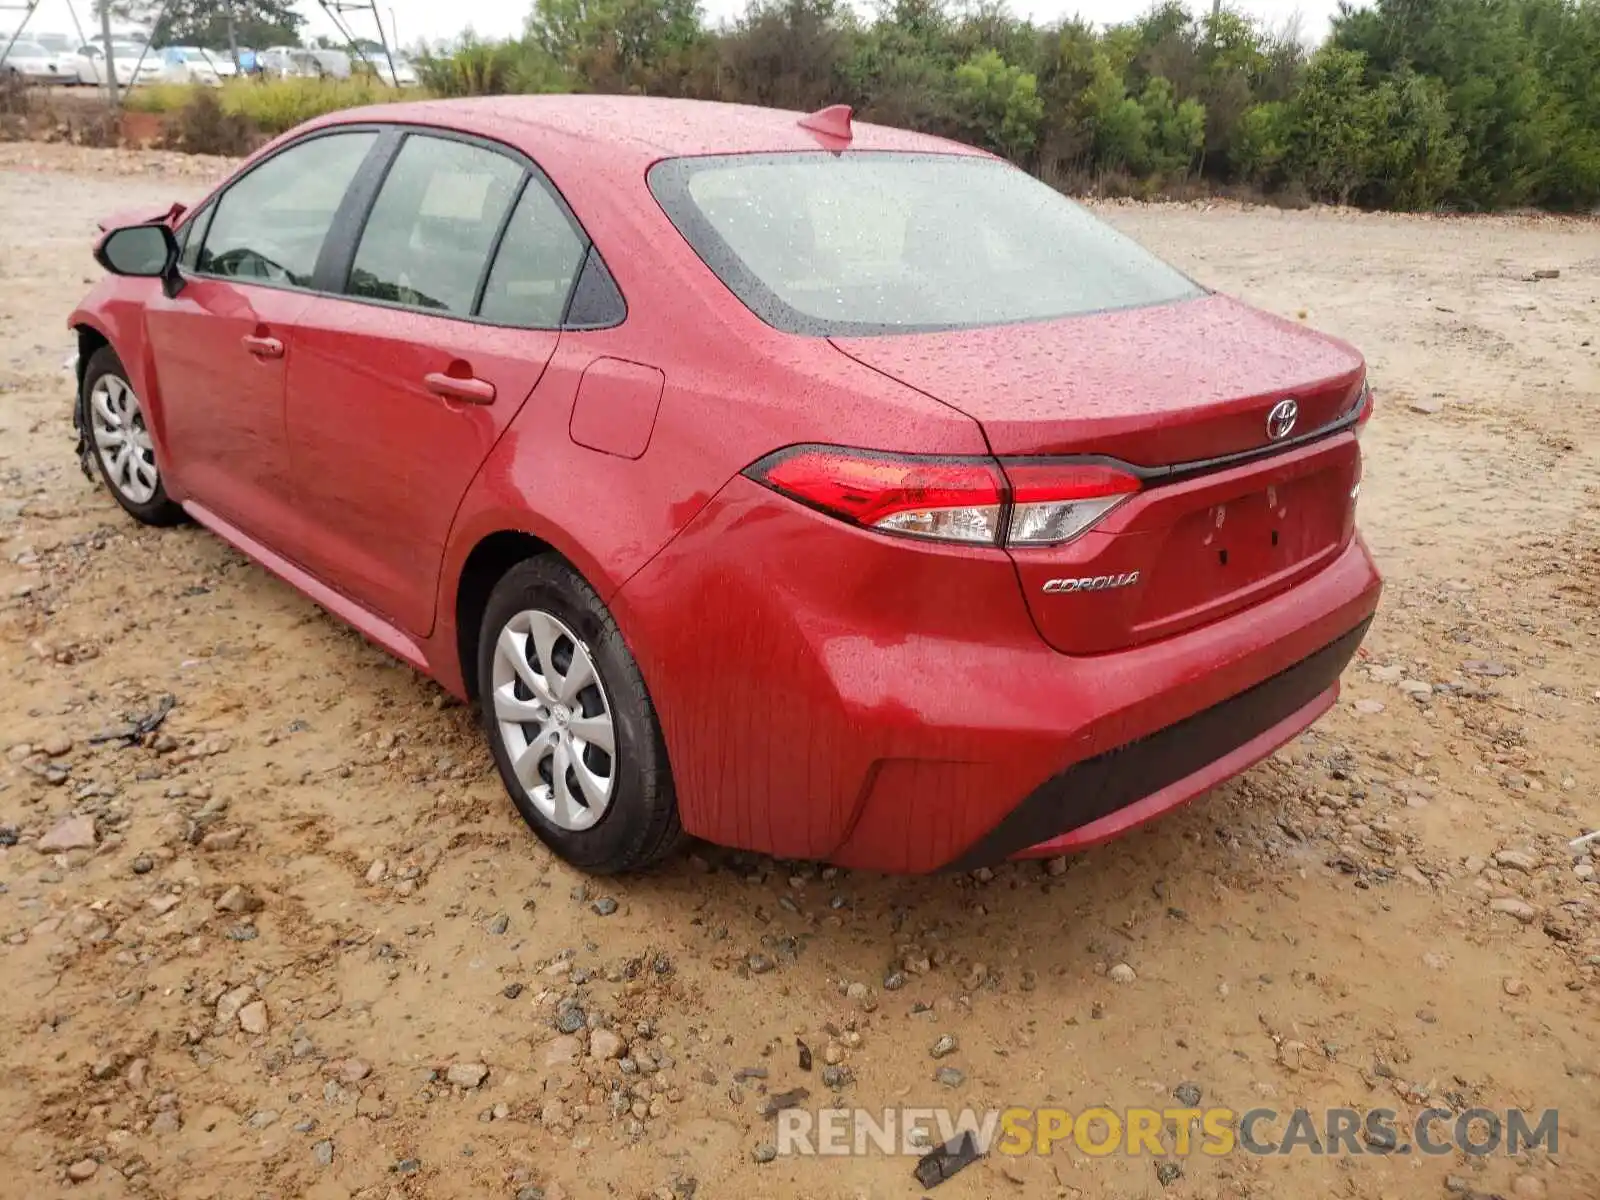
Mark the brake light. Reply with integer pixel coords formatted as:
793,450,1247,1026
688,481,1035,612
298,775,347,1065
745,446,1141,547
748,446,1003,544
1351,378,1374,437
1002,461,1141,547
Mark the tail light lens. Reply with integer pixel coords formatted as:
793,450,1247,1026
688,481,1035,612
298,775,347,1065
748,446,1003,545
1351,378,1374,437
745,446,1140,548
1002,462,1141,546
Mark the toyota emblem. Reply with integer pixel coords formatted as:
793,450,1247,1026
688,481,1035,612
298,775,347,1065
1266,398,1299,441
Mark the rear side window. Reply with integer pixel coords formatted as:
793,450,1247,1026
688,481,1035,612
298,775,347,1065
477,180,586,327
198,132,376,288
346,135,523,316
649,152,1203,336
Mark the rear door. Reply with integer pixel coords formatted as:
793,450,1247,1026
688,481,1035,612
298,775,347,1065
284,131,590,636
143,129,379,547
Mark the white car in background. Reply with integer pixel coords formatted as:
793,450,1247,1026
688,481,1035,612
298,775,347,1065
366,53,419,86
306,48,352,79
1,39,65,80
74,41,164,86
160,45,222,85
30,31,81,78
202,49,239,79
258,46,319,78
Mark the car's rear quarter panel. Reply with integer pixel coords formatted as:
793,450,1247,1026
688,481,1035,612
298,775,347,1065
430,120,994,693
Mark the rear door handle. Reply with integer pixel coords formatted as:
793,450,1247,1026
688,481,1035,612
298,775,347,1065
242,334,284,359
424,372,496,405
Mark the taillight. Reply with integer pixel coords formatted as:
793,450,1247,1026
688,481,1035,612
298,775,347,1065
744,446,1140,548
1351,378,1374,437
1002,461,1141,547
747,446,1003,544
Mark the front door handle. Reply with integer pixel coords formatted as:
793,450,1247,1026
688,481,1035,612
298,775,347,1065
424,372,496,405
242,334,284,359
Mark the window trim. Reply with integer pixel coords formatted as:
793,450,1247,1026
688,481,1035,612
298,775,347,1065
184,121,625,332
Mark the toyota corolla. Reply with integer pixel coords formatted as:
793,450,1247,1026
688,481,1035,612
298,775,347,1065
68,96,1381,874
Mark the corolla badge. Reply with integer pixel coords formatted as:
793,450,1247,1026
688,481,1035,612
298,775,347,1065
1043,572,1140,594
1266,398,1299,441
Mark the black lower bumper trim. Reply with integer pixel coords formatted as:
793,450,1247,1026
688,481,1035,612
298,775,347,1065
945,617,1373,870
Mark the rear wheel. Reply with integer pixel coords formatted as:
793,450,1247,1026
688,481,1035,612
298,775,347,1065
83,347,185,526
477,556,682,873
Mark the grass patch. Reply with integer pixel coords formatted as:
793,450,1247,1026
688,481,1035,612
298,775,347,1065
125,77,415,136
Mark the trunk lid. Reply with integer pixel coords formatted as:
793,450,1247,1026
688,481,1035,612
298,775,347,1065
831,294,1367,654
829,294,1364,464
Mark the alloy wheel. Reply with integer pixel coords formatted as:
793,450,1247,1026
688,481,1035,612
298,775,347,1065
491,609,617,831
89,374,159,506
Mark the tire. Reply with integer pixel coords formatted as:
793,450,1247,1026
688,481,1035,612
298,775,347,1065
82,346,186,526
477,556,682,874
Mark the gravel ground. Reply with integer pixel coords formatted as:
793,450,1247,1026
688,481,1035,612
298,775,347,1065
0,142,1597,1200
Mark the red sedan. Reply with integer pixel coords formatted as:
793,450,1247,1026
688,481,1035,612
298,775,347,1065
69,97,1381,874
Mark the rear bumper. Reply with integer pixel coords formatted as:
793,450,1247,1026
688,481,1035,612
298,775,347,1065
950,618,1369,868
615,476,1382,873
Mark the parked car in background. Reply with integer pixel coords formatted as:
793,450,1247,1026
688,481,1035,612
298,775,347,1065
74,42,163,87
361,52,419,87
258,46,319,79
160,46,222,85
30,31,81,78
0,39,64,80
69,97,1381,875
307,48,352,79
202,49,239,79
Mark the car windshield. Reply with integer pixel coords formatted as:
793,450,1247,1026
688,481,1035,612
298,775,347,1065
34,34,72,52
5,41,49,58
649,151,1203,336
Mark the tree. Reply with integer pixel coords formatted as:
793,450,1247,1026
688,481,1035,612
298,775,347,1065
141,1,303,48
721,0,855,112
404,0,1599,211
950,48,1042,162
1033,20,1109,169
528,0,707,91
1283,46,1386,204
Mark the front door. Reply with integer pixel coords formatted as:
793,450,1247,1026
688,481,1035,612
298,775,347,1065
144,279,309,541
143,129,380,551
284,133,587,636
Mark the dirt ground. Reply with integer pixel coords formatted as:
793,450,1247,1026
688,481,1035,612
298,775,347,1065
0,142,1596,1200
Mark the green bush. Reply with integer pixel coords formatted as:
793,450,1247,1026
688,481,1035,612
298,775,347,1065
161,86,257,156
419,37,569,97
116,0,1600,211
127,77,413,137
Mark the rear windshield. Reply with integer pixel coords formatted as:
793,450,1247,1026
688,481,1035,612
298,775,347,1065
649,152,1203,336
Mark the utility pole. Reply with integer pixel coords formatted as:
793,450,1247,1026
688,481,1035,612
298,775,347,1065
316,0,395,84
1,1,42,69
98,0,119,110
63,0,89,46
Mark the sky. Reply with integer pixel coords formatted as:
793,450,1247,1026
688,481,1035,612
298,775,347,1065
12,0,1342,50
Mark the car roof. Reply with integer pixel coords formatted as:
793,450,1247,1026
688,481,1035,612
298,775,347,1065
321,95,984,169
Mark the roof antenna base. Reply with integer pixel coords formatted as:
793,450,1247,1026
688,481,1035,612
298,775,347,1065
797,104,853,143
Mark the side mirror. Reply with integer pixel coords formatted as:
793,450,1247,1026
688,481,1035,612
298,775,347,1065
95,223,184,298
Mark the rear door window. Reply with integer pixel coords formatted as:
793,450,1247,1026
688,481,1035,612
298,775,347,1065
197,131,377,288
345,134,523,316
477,179,587,327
